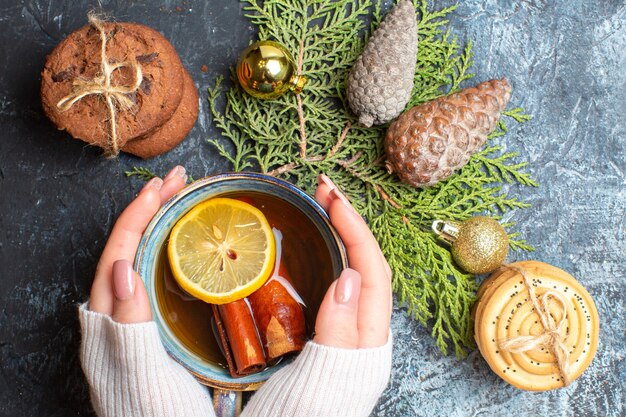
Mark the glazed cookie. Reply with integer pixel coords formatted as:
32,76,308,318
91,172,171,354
122,69,199,159
41,21,185,150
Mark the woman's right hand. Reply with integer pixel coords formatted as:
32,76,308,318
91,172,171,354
313,174,393,349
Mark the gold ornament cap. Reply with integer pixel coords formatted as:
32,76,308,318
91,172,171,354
236,40,307,100
433,216,509,274
473,261,600,391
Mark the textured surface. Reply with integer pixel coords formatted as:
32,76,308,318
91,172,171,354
0,1,623,416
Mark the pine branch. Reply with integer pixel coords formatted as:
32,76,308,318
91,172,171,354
208,0,537,356
508,232,535,252
125,166,156,181
503,107,533,123
124,167,195,184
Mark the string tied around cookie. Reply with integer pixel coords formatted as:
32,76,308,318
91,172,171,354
56,13,143,157
498,264,572,386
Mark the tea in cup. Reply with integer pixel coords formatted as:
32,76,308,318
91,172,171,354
135,173,347,393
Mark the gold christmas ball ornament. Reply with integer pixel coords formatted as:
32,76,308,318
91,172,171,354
433,216,509,274
236,40,307,99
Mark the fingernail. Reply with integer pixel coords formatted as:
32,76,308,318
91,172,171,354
141,177,163,192
164,165,186,182
113,260,135,300
317,174,335,190
334,269,359,304
329,187,349,205
329,188,360,216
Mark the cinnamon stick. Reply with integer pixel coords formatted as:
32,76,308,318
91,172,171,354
211,256,306,375
212,300,266,377
248,272,306,362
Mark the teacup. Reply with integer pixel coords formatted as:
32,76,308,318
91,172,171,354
135,172,347,416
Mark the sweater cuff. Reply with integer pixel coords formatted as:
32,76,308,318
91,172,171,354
242,334,393,417
78,303,215,417
79,303,164,366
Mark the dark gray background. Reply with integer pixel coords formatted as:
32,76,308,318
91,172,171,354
0,1,624,416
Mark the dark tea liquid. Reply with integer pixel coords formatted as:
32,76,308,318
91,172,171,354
155,192,336,368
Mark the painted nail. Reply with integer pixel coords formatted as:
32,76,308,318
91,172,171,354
141,177,163,192
330,187,359,214
164,165,186,182
334,269,359,304
113,259,135,301
317,174,335,190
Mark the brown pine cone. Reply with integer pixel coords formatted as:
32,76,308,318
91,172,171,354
385,79,512,188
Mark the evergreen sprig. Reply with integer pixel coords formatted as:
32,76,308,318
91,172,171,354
125,166,157,181
208,0,537,356
125,166,195,183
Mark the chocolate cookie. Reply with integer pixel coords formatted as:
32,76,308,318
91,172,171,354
122,69,199,159
41,21,185,151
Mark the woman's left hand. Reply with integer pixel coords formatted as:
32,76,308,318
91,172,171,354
88,165,187,324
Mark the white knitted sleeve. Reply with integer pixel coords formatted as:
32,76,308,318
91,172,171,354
80,303,392,417
78,304,216,417
241,335,393,417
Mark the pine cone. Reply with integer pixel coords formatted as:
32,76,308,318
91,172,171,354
385,79,512,188
347,0,418,127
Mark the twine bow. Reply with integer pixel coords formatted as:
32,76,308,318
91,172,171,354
57,13,143,157
498,264,571,386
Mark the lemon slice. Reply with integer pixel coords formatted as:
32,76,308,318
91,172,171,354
167,198,276,304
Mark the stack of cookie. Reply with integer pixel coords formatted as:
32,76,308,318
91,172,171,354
473,261,599,391
41,20,198,158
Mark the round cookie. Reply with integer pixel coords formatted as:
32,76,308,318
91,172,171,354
41,21,185,150
122,69,199,159
474,261,599,391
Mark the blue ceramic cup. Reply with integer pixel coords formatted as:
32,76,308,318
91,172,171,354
134,172,347,416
